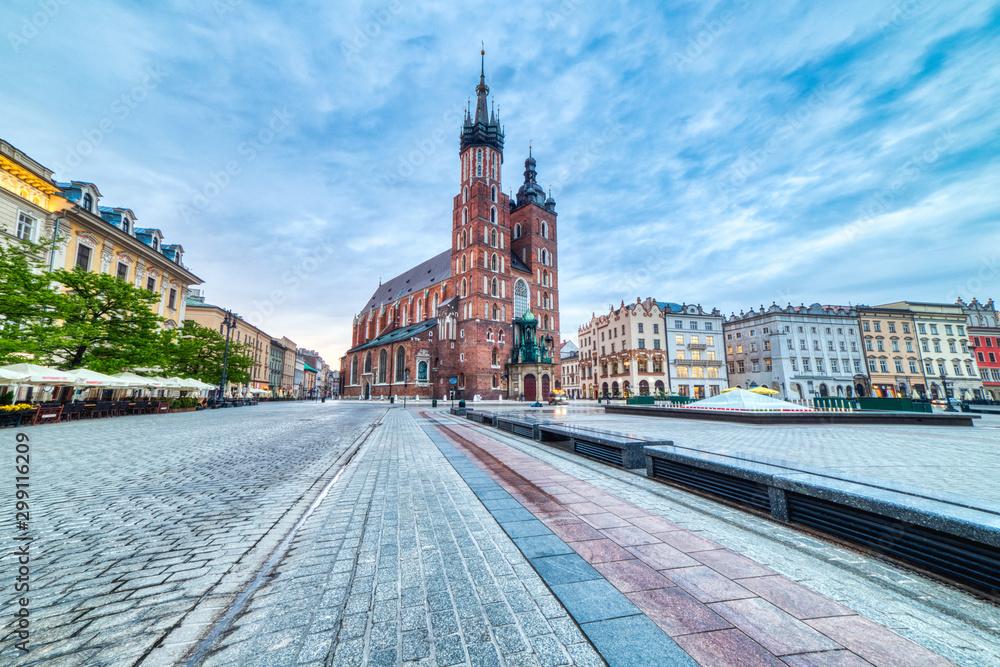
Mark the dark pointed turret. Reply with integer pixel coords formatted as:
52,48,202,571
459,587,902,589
461,49,504,154
515,146,546,209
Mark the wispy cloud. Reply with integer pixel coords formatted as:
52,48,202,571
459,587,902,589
0,0,997,359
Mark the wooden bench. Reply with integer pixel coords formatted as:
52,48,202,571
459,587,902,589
32,404,64,425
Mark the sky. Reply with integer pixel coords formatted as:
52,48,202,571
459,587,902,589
2,0,998,364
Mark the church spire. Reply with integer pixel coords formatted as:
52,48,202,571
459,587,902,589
474,48,490,125
461,48,504,154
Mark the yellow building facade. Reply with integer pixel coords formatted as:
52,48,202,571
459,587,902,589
1,138,201,327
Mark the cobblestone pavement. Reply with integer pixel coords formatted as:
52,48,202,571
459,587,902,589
4,402,999,666
0,402,385,666
488,406,1000,504
440,409,1000,666
196,407,603,667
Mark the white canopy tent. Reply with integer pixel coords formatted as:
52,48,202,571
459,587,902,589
688,388,814,412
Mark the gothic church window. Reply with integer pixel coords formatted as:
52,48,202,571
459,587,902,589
395,347,405,382
477,149,483,176
378,350,388,383
514,279,529,318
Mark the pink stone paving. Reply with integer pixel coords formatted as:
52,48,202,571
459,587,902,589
435,420,955,667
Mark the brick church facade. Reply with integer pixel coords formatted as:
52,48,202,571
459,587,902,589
339,54,561,401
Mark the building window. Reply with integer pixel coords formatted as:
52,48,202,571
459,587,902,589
168,288,177,310
395,347,406,382
638,339,645,349
75,244,92,270
541,221,548,239
16,212,36,241
513,279,529,318
638,323,644,333
675,320,683,329
146,276,156,291
653,339,661,350
910,361,918,374
116,263,129,280
82,193,93,212
476,149,483,176
491,185,497,202
122,219,130,234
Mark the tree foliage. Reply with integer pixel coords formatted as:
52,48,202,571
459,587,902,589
163,322,254,386
1,238,256,384
0,238,62,364
29,267,166,373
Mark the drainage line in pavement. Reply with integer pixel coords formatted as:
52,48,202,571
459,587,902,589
178,410,385,667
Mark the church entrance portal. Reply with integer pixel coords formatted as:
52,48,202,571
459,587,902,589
524,374,536,401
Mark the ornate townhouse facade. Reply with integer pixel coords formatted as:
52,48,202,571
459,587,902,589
340,55,560,401
878,301,982,401
724,304,866,400
855,305,926,398
1,138,200,327
961,298,999,400
184,291,272,395
578,299,671,399
665,302,729,399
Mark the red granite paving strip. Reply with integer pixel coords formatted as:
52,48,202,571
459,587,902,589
551,492,589,504
606,503,651,518
654,529,725,553
579,512,633,529
804,616,955,667
738,576,855,621
600,525,660,547
673,628,788,667
592,560,676,593
693,548,778,579
433,419,955,667
628,514,684,533
562,501,607,515
547,521,605,542
781,650,876,666
627,587,733,636
626,542,701,570
568,539,636,564
709,598,843,656
664,566,757,604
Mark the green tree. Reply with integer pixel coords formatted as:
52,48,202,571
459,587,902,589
32,267,167,373
163,322,254,386
0,238,62,364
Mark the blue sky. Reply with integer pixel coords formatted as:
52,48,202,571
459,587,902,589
2,0,998,363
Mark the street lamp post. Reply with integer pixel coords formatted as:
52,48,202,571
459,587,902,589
403,369,410,408
219,310,238,404
941,373,957,412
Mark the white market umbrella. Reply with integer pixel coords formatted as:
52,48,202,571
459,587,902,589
64,368,130,387
110,372,165,388
0,368,29,382
0,363,76,385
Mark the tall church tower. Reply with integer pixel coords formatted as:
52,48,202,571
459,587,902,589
440,51,560,400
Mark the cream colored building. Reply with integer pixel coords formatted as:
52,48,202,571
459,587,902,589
559,340,580,399
185,291,271,395
878,301,982,400
1,138,201,329
856,306,925,398
578,298,670,398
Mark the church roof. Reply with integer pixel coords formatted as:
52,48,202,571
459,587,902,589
510,251,531,274
347,317,439,354
361,249,452,314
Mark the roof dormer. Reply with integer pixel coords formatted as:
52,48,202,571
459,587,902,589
98,206,137,236
56,181,102,214
135,227,164,252
162,243,184,266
